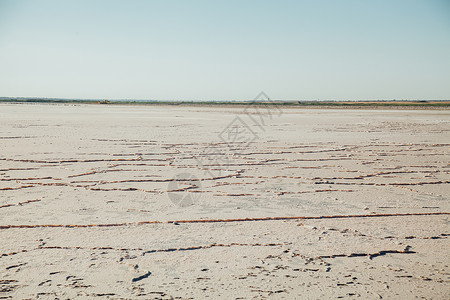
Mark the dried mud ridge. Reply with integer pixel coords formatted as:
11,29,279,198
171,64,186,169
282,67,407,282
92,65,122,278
35,242,284,255
0,243,285,260
0,212,448,229
1,243,419,265
309,247,416,260
0,199,40,209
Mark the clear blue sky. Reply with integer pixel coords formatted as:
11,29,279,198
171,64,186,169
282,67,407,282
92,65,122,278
0,0,449,100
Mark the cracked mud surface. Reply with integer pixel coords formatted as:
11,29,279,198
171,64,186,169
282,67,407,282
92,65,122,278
0,103,449,299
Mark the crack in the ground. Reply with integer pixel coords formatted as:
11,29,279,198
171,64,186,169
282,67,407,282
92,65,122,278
0,212,447,229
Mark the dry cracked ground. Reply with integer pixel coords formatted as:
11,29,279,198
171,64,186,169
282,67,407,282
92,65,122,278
0,103,449,299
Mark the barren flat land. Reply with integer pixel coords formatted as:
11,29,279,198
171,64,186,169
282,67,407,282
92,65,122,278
0,103,449,299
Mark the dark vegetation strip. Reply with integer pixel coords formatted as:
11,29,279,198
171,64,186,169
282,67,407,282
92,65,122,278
1,99,449,107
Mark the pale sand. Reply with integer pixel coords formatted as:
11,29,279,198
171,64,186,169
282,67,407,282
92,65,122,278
0,103,449,299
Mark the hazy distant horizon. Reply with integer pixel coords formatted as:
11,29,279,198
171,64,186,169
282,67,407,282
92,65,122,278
1,96,449,102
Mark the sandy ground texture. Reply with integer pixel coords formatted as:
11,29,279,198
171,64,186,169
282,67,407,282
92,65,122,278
0,103,449,299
